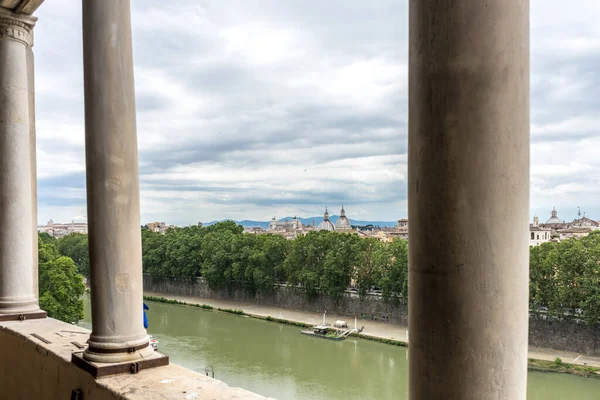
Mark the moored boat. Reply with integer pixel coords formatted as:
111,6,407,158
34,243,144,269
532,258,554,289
300,313,363,341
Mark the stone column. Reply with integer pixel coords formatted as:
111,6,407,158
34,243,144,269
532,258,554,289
27,29,38,297
82,0,152,362
408,1,529,399
0,9,41,316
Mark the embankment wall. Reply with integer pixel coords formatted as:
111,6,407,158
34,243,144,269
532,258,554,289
143,275,407,324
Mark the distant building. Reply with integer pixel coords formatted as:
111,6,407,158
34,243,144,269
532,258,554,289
38,219,87,238
146,221,166,233
269,216,302,231
244,227,266,235
558,227,593,240
357,221,408,242
334,206,352,231
540,207,568,231
535,208,599,243
395,219,409,239
571,215,599,229
529,216,551,246
317,208,335,231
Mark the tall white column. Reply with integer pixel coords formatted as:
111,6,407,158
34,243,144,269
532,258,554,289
27,29,38,297
82,0,152,362
0,9,41,316
408,1,530,399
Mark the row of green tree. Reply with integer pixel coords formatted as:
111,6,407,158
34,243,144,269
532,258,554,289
138,221,409,303
52,221,408,303
53,222,600,324
530,230,600,324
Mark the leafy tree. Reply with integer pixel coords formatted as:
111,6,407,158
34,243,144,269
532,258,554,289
379,238,409,304
38,232,55,245
261,234,290,286
38,234,85,323
529,242,559,313
354,238,384,298
56,233,90,277
575,232,600,324
204,220,244,235
201,229,236,289
529,231,600,325
284,231,330,299
321,234,360,300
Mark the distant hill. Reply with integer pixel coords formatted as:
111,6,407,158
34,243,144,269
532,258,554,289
204,216,398,229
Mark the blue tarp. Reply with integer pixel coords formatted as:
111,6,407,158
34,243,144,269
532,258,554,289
143,303,149,329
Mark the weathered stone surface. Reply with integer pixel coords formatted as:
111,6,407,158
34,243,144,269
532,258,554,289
144,275,408,324
408,0,530,398
529,318,600,357
0,0,44,15
82,0,151,362
0,8,39,315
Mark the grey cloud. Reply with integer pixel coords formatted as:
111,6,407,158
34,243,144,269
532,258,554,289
32,0,600,224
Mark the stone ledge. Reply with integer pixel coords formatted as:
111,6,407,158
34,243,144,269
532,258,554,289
0,317,271,399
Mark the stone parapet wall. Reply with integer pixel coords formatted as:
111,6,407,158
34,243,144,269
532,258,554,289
143,275,408,325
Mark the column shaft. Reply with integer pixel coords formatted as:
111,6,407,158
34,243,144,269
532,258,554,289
408,1,530,399
27,32,38,297
82,0,152,362
0,10,40,315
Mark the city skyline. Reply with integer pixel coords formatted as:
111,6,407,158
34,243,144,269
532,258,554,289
41,206,598,228
33,1,600,226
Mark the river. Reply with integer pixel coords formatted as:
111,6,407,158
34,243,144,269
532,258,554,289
80,296,600,399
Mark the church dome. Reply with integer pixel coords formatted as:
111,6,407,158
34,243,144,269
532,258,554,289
545,207,562,224
335,206,351,230
318,207,335,231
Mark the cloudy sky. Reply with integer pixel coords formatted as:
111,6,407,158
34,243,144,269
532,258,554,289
33,1,600,226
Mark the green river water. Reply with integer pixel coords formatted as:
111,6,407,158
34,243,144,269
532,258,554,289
80,296,600,399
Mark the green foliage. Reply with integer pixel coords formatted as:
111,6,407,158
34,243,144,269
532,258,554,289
356,335,408,347
379,239,409,304
56,233,89,277
530,231,600,324
38,234,85,323
142,295,243,315
554,357,563,366
199,227,290,294
142,224,409,303
354,239,384,298
528,358,600,377
38,232,55,244
284,231,367,301
59,219,600,325
530,242,559,313
320,234,362,300
264,316,311,328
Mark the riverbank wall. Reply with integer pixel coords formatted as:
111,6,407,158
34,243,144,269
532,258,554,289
142,275,408,325
529,318,600,356
142,275,600,357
